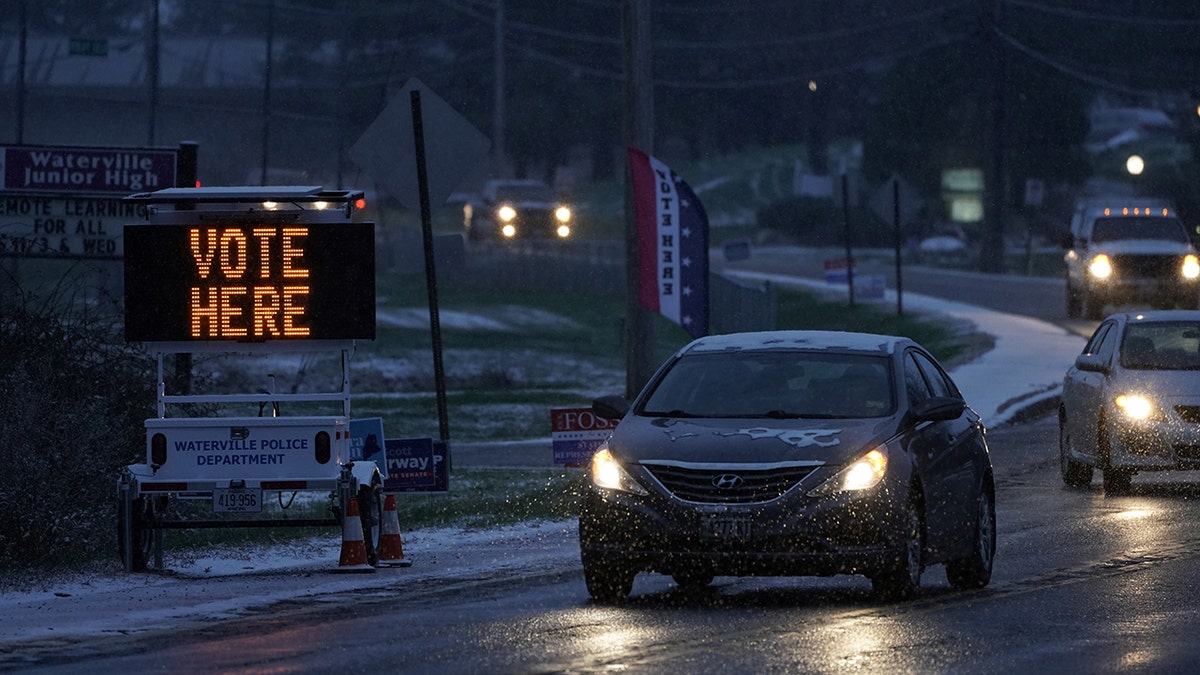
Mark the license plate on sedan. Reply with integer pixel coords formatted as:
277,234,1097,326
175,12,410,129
704,515,752,539
213,487,262,513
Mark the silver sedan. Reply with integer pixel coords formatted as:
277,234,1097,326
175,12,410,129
1059,310,1200,493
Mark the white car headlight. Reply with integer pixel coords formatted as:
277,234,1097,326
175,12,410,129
555,206,572,223
1115,394,1159,421
810,447,888,496
591,447,647,495
497,205,517,222
1089,254,1113,279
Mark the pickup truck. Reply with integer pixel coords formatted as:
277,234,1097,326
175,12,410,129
463,179,573,242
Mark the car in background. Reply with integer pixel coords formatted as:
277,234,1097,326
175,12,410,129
463,179,573,242
578,330,996,602
1059,310,1200,494
1063,198,1200,319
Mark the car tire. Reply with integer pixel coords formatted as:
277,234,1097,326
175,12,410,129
672,571,715,590
871,497,924,601
1102,469,1133,495
1058,414,1093,488
582,551,635,602
945,486,995,591
1065,282,1082,319
1083,290,1105,320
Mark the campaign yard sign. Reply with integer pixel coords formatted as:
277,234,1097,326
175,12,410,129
552,407,619,467
384,438,449,493
349,418,386,479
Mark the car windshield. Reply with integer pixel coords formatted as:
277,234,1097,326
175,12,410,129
638,351,895,419
1090,217,1188,244
1121,322,1200,370
494,184,554,202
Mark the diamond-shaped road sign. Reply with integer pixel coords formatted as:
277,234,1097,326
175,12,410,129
868,173,923,226
349,77,491,212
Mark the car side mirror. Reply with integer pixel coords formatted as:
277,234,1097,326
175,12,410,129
593,394,630,420
910,396,966,423
1074,353,1109,374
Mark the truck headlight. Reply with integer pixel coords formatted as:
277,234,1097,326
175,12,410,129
555,206,572,223
556,224,571,238
591,448,647,495
1183,255,1200,280
1089,254,1113,280
497,205,517,222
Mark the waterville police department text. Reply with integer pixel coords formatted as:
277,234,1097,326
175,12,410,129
174,438,309,466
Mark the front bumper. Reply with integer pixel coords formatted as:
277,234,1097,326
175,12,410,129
1109,417,1200,470
578,482,908,578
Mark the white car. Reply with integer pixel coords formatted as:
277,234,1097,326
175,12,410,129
1059,310,1200,493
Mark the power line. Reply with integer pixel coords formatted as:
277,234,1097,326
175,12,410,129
1005,0,1200,28
994,26,1174,97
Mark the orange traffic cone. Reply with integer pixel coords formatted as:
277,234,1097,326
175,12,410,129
334,497,375,573
377,494,413,568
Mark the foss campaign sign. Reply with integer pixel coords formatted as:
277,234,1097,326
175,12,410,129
552,407,619,466
123,222,375,342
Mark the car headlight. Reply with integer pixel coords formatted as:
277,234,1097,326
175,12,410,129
501,224,517,238
1183,255,1200,280
1115,394,1162,421
810,447,888,496
590,447,647,495
556,224,571,238
497,205,517,222
1089,254,1113,279
555,206,572,223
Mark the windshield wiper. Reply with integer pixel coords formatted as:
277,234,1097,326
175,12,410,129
755,409,840,419
643,409,708,418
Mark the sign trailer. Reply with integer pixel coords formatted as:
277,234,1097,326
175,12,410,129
117,186,383,572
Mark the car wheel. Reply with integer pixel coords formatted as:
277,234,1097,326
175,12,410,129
945,485,995,590
672,570,715,590
1058,414,1093,488
582,551,635,602
1083,290,1105,320
871,497,923,601
1065,282,1082,318
1102,469,1133,495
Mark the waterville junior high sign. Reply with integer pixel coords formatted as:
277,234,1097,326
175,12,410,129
1,145,177,195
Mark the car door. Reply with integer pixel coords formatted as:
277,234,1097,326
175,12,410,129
903,349,976,553
1062,320,1120,462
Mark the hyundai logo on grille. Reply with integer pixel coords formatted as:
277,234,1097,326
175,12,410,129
712,474,744,490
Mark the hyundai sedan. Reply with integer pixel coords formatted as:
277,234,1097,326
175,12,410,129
1059,310,1200,493
579,330,996,602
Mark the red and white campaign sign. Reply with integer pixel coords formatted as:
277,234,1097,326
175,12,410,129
551,407,618,466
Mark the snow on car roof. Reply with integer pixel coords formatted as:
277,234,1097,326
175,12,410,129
681,330,904,356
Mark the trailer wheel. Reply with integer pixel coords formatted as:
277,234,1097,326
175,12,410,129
356,484,382,567
118,496,154,572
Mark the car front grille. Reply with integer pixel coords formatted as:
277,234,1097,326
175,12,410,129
1111,254,1181,278
642,462,819,504
1175,405,1200,424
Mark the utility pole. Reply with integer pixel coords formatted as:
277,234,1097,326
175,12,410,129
980,0,1008,273
622,0,655,399
147,0,160,145
492,0,507,178
261,0,274,186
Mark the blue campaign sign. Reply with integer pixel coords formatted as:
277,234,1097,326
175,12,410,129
350,418,387,479
384,438,450,493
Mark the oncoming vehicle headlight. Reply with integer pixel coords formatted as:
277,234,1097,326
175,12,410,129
591,447,647,495
556,224,571,238
1116,394,1160,421
555,206,572,223
1089,254,1113,280
810,447,888,497
501,224,517,238
1183,255,1200,280
497,205,517,222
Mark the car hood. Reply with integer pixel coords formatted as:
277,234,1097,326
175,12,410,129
1113,369,1200,401
1092,240,1195,255
606,414,898,467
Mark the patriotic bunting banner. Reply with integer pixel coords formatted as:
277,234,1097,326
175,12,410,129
628,147,710,339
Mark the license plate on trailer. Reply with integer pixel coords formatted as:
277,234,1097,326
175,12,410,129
213,487,262,513
704,515,752,539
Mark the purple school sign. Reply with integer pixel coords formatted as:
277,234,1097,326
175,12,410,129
1,145,177,195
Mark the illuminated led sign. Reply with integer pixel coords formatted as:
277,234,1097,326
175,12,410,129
124,222,375,342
